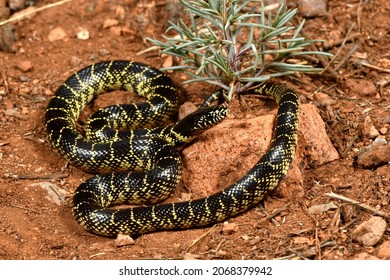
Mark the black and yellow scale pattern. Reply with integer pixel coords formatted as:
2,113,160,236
45,60,299,237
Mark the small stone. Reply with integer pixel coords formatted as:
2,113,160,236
363,116,379,139
299,104,340,166
308,202,338,215
103,19,119,29
293,236,313,245
114,234,135,247
19,75,30,82
109,26,122,36
99,49,110,56
183,253,202,260
379,127,388,135
222,221,238,235
48,27,68,42
16,60,33,72
77,27,89,40
377,241,390,259
344,79,377,97
313,92,336,106
357,142,390,169
162,55,173,71
298,0,327,17
8,0,25,11
352,216,387,246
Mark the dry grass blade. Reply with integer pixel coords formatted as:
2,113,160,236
0,0,73,27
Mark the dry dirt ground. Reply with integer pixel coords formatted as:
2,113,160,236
0,0,389,260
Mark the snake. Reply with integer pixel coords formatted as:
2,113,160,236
45,60,299,237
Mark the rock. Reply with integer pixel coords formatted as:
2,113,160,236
109,26,122,36
299,104,339,167
298,0,327,17
308,202,338,215
363,116,379,139
377,241,390,259
183,253,202,260
48,27,68,42
16,60,33,72
313,92,336,106
103,19,119,29
352,216,387,246
77,27,89,40
182,104,337,201
357,141,390,169
114,234,135,247
222,221,238,235
379,127,388,135
8,0,25,11
182,113,299,198
344,79,377,97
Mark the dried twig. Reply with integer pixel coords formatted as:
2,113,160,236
359,61,390,74
0,0,73,27
341,134,359,158
325,192,390,220
185,224,217,252
257,204,291,226
5,173,69,180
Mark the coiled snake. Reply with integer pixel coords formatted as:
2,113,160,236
45,60,299,237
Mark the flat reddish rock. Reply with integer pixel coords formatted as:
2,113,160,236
182,103,339,200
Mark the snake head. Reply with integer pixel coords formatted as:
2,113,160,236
169,105,229,145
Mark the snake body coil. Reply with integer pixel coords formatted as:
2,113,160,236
45,60,299,237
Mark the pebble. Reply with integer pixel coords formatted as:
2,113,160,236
313,92,336,106
357,141,390,169
379,127,388,135
19,75,30,82
377,241,390,259
344,79,377,97
109,26,122,36
222,221,238,235
16,60,33,72
99,49,110,56
298,0,327,17
114,234,135,247
103,19,119,29
299,104,340,166
48,27,68,42
77,28,89,40
363,115,379,139
352,216,387,246
308,202,338,215
8,0,25,11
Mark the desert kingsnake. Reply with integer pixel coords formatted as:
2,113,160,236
45,60,299,237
